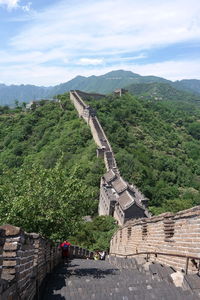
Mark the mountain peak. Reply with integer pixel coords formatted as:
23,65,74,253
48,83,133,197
74,75,86,79
103,70,140,78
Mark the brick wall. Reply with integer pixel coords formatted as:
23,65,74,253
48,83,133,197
110,206,200,274
69,91,86,118
0,228,5,278
73,90,105,101
69,90,118,172
0,224,93,299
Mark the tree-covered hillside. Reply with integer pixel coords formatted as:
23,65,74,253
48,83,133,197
174,79,200,95
1,90,200,244
89,93,200,214
127,82,200,104
0,94,105,240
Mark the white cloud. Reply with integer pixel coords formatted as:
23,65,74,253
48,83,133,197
77,58,104,65
21,2,31,12
10,0,200,53
0,48,69,65
129,59,200,81
0,0,19,9
1,0,200,84
0,0,31,11
110,54,148,62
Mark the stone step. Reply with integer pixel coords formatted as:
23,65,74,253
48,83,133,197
149,263,174,280
60,286,197,300
185,274,200,290
42,258,198,300
63,279,196,298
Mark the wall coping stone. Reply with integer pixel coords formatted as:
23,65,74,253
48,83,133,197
124,206,200,228
0,224,23,236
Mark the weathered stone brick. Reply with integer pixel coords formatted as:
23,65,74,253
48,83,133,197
1,271,15,281
0,224,22,236
110,206,200,273
3,251,17,258
4,242,19,251
3,260,17,267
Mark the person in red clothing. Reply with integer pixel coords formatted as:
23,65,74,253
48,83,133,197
60,240,71,260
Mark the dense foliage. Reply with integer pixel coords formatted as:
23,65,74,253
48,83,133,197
0,162,97,240
1,88,200,244
127,82,200,104
89,93,200,214
0,94,105,239
69,216,117,251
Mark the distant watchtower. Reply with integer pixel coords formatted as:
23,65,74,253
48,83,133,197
114,88,128,97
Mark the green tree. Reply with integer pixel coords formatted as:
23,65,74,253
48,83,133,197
70,216,117,251
0,161,96,240
15,99,19,108
188,122,200,140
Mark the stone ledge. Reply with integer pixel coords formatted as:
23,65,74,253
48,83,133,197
0,224,23,237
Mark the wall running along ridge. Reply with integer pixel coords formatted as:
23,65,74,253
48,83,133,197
69,90,118,171
0,224,93,299
69,90,149,225
110,206,200,274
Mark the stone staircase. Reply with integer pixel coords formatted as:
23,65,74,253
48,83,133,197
42,257,199,299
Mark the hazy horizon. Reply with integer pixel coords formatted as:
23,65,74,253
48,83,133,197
0,69,199,88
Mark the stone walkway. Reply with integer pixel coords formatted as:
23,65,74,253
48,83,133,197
42,258,198,300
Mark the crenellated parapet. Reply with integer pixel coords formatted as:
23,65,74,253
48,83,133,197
110,206,200,274
0,224,93,299
0,224,61,299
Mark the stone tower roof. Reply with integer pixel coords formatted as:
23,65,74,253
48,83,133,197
103,169,117,183
129,184,149,203
111,176,127,194
118,190,134,210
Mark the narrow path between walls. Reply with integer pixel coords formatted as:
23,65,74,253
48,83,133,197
42,258,197,300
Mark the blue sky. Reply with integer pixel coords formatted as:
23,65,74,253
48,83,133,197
0,0,200,86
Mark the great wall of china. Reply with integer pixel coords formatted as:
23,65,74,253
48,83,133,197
1,90,200,299
69,90,118,171
110,206,200,274
0,224,93,299
69,90,200,275
69,90,150,225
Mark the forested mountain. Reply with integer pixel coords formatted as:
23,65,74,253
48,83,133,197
127,82,200,103
0,83,49,106
1,90,200,246
173,79,200,95
1,70,200,106
0,94,106,242
55,70,168,95
88,93,200,215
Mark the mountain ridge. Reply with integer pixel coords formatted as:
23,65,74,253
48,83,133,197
1,70,200,106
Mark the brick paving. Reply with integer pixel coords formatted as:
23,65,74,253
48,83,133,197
42,258,198,300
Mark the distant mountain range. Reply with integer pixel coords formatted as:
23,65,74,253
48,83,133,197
1,70,200,106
